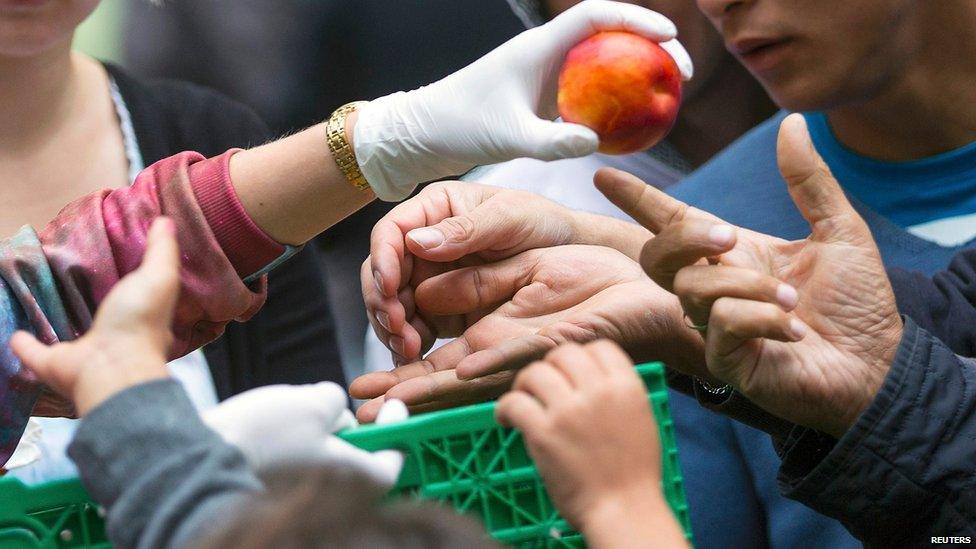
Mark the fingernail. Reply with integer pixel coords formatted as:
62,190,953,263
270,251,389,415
789,319,807,341
373,270,385,296
776,284,799,309
376,311,391,331
408,228,445,250
708,225,735,246
389,336,405,356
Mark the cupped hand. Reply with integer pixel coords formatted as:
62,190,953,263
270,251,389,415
352,245,703,422
598,114,903,437
363,181,589,363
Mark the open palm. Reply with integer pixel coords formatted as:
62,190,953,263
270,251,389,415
351,245,700,422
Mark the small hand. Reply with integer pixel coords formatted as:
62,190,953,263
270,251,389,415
203,383,408,487
10,218,179,416
496,340,687,547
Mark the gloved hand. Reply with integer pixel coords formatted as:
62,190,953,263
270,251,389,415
202,382,408,487
354,0,693,201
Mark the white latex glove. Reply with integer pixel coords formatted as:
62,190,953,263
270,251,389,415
202,382,408,488
354,0,693,201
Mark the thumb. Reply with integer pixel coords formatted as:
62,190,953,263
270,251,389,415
10,331,58,385
405,201,527,262
777,114,865,241
137,217,182,320
515,118,599,161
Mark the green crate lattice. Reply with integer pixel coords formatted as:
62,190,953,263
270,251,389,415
0,363,690,548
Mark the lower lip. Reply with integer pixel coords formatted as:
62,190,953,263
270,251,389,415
739,40,793,73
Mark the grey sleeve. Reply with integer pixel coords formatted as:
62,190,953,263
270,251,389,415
68,379,262,549
777,318,976,546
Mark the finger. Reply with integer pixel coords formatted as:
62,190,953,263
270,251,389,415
350,335,475,400
777,114,865,241
10,331,57,384
495,391,547,432
674,265,799,327
594,168,720,233
369,206,419,298
556,0,678,44
456,332,559,380
139,217,181,317
512,361,573,407
511,117,598,161
542,342,604,388
640,219,737,291
658,38,694,81
415,256,536,315
707,297,807,360
581,339,636,376
385,369,514,410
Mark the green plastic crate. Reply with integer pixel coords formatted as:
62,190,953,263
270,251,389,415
0,362,690,548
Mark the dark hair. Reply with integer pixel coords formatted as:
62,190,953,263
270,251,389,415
196,464,499,549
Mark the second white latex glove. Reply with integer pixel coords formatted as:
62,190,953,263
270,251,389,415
202,382,408,487
354,0,693,201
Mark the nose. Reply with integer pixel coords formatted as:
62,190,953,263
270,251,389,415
697,0,748,19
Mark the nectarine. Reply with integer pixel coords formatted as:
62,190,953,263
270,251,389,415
558,31,682,155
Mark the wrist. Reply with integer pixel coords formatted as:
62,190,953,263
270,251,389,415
581,484,685,548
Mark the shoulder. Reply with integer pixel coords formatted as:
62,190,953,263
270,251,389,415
105,63,271,163
668,112,810,239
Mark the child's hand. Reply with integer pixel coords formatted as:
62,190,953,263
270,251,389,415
496,340,686,547
10,218,180,416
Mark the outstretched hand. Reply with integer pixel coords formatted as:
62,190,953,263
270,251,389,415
597,114,903,437
10,218,180,416
352,245,701,423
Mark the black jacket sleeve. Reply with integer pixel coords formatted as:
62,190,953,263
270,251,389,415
889,247,976,357
68,380,261,549
776,318,976,547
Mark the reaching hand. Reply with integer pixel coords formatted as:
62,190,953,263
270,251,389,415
9,219,179,416
352,245,702,422
363,181,607,363
203,383,408,487
354,0,693,201
597,114,903,437
496,340,687,547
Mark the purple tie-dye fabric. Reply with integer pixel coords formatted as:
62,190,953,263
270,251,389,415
0,151,269,465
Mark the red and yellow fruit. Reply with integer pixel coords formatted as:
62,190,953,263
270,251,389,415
558,31,682,155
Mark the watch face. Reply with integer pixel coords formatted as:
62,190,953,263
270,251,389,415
506,0,546,28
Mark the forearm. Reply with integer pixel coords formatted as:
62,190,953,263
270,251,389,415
582,492,688,549
569,210,652,261
230,112,375,246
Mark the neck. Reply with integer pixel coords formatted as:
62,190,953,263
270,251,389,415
827,4,976,161
667,55,777,167
0,39,79,150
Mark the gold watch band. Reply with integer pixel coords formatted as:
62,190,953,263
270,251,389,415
326,101,371,192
